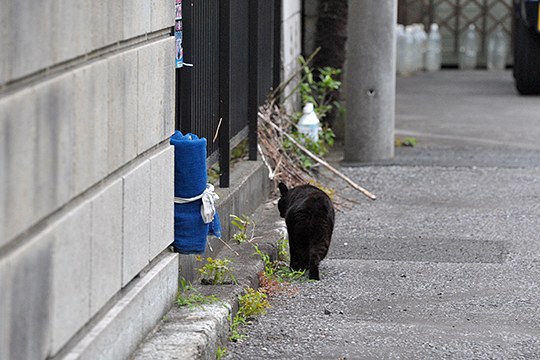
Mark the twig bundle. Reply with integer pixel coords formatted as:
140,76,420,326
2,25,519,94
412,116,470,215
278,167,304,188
256,102,376,207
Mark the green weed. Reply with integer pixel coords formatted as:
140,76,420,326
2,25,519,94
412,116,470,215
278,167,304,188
253,243,306,283
237,288,270,319
277,234,290,263
395,136,417,147
230,214,254,243
216,346,227,359
229,314,248,342
253,244,275,277
176,278,219,308
197,256,237,285
229,288,270,342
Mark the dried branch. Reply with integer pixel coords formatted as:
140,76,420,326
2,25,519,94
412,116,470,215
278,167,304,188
256,104,376,202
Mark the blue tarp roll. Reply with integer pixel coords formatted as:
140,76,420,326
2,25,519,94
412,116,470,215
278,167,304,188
170,131,221,254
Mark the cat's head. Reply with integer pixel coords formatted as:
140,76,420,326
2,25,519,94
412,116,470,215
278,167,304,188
277,182,289,218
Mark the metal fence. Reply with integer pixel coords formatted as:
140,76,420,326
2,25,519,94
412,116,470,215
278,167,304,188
176,0,281,187
398,0,513,66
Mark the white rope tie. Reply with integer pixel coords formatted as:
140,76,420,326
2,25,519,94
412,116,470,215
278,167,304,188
174,184,219,224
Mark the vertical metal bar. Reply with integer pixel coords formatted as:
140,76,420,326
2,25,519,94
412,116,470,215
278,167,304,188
219,0,231,188
179,0,194,134
248,0,259,161
273,0,282,91
175,69,182,130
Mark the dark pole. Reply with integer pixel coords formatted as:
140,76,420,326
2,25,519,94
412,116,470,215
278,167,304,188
248,0,259,161
273,0,282,91
178,0,194,134
219,0,231,188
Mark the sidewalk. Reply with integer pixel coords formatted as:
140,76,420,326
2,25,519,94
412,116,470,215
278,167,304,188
221,70,540,359
132,70,540,359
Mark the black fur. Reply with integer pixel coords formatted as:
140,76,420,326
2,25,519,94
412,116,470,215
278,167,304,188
278,183,335,280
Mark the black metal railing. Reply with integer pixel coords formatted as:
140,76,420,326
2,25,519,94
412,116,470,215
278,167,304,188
176,0,281,187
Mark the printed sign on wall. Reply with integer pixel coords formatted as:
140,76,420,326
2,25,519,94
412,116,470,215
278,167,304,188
175,0,183,68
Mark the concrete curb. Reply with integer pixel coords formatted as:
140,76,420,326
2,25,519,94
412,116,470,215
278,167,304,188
130,167,284,360
131,202,283,360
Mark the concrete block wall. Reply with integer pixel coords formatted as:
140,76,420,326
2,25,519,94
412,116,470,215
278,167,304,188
0,1,177,359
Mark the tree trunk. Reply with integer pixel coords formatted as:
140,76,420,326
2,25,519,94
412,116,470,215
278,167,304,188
313,0,348,70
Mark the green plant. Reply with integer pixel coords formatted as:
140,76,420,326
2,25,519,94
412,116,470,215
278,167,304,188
231,138,249,162
197,257,237,285
395,136,417,147
254,243,306,283
253,244,275,276
216,346,227,359
237,287,270,319
296,56,342,121
229,314,248,342
275,267,306,282
280,54,342,172
230,214,254,243
176,278,219,308
283,127,336,170
207,163,220,185
228,287,271,342
277,235,289,262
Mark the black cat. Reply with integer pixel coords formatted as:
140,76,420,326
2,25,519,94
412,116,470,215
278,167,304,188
278,183,335,280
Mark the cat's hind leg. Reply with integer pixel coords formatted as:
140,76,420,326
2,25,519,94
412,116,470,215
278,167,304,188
308,253,322,280
308,240,330,280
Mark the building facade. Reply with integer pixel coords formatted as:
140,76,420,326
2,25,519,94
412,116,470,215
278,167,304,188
0,2,176,359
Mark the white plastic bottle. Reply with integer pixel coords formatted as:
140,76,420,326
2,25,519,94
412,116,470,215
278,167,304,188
459,24,479,70
297,103,320,142
410,25,421,72
487,25,508,71
425,23,442,72
416,24,428,71
400,26,416,76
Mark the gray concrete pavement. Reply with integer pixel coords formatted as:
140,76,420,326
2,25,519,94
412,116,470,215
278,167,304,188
224,70,540,359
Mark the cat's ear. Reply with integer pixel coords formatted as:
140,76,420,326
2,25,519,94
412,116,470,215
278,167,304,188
278,183,288,196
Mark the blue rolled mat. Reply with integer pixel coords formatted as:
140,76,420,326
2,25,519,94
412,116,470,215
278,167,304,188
170,131,221,254
171,131,208,198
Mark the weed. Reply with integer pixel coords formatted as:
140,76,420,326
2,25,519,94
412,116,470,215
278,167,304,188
296,56,342,121
254,241,306,282
277,235,290,263
230,214,255,243
216,346,227,359
229,314,248,342
280,54,341,171
395,136,417,147
229,288,271,342
282,128,335,170
197,257,237,285
275,267,306,282
176,278,219,308
253,244,275,277
237,288,270,319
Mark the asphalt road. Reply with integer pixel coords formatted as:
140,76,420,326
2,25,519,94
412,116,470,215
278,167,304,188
225,70,540,359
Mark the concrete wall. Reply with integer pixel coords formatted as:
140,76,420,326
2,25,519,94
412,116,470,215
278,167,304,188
303,0,320,57
0,1,177,359
282,0,303,113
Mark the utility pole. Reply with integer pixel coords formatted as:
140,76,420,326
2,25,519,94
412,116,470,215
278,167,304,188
343,0,397,164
